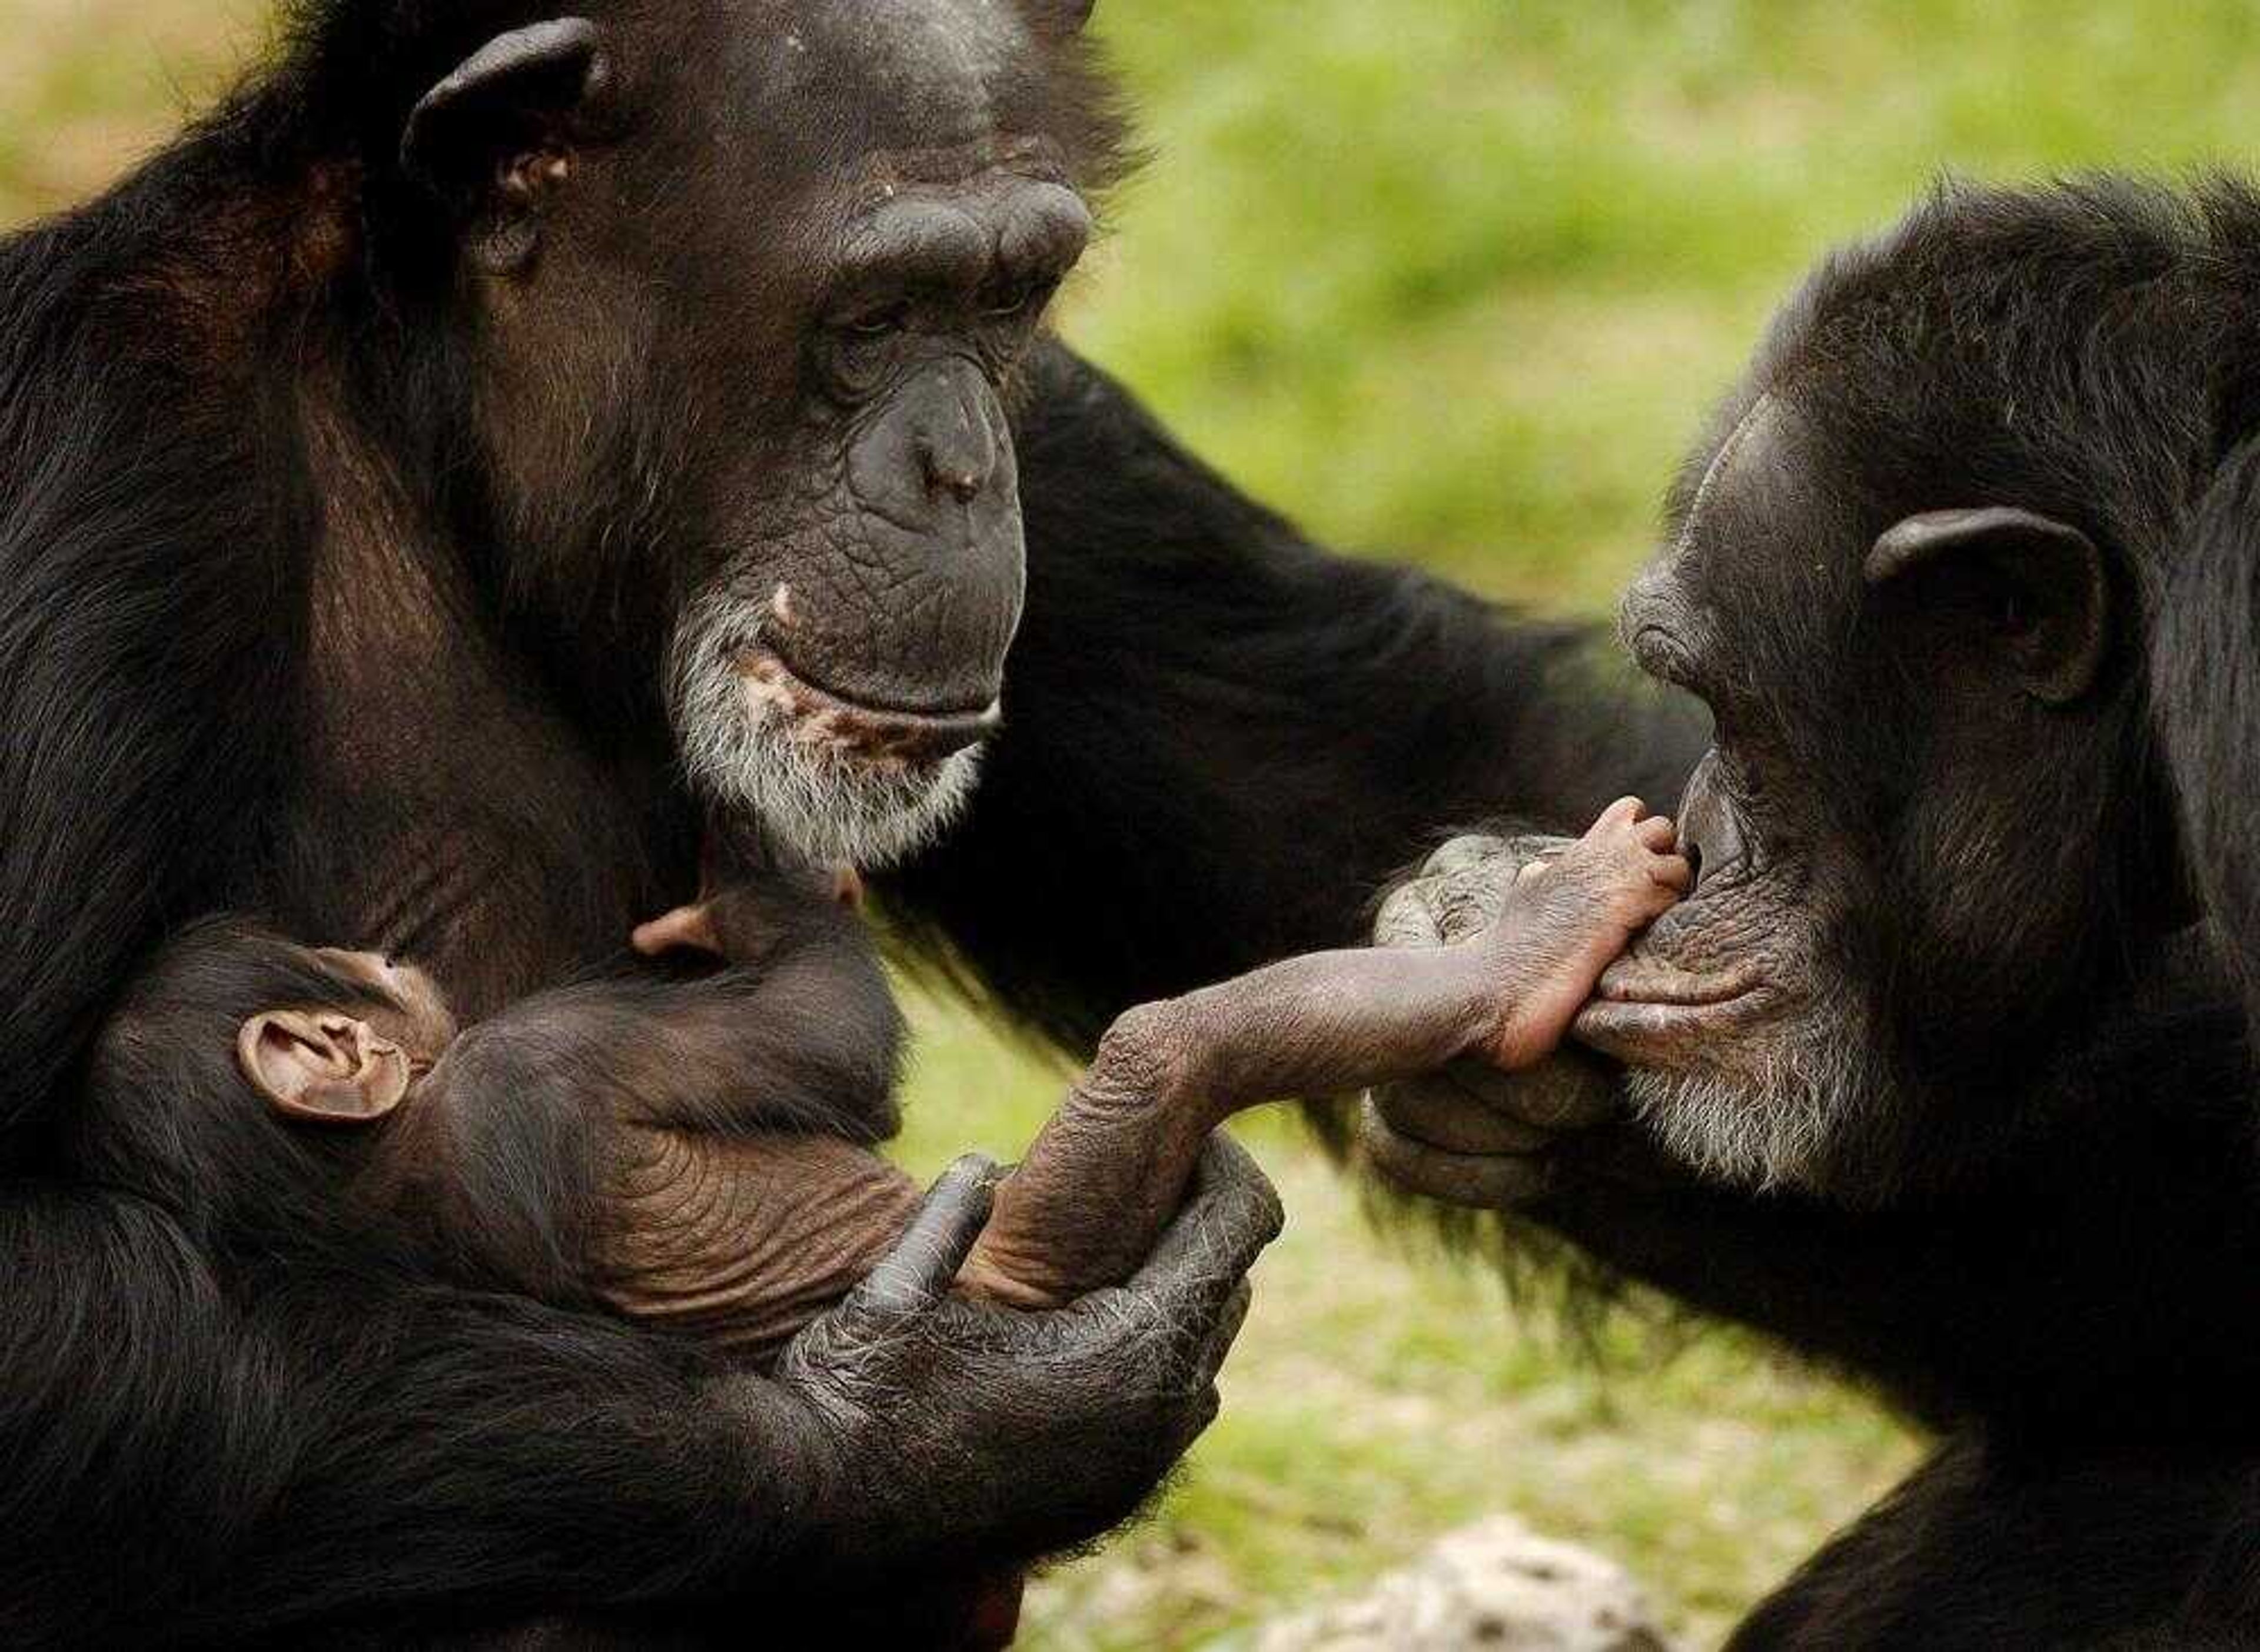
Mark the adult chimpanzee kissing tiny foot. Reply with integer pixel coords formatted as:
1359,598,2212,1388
1481,797,1690,1071
955,799,1687,1311
1364,180,2260,1648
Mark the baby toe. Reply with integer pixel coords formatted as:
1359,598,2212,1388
1649,853,1695,894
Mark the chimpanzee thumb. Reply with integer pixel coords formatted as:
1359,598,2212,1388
848,1154,1001,1319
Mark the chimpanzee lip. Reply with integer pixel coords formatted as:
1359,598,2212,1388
1573,970,1768,1055
733,647,1002,763
1590,958,1763,1008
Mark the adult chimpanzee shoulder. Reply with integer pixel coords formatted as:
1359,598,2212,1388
0,1,1673,1643
1367,178,2260,1647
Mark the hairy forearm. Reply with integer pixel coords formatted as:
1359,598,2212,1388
1524,1093,2260,1432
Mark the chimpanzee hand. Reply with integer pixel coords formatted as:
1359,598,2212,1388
768,1135,1282,1581
632,860,860,965
1360,833,1625,1208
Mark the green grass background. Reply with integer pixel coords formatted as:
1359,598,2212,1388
11,2,2259,1643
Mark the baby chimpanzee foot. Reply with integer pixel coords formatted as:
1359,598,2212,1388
1480,797,1691,1071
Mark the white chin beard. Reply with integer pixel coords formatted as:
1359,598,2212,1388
1620,1015,1880,1196
669,605,985,869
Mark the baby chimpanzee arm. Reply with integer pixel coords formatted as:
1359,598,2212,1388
455,886,902,1144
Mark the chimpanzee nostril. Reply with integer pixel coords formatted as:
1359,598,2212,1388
909,362,998,507
1675,747,1743,890
926,459,982,504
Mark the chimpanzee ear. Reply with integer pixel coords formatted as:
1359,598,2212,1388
400,18,614,274
237,1011,412,1126
1865,506,2111,706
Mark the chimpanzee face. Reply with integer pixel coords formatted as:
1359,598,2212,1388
1583,383,2132,1201
398,1,1111,865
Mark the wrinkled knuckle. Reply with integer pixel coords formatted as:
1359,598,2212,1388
1068,1286,1148,1350
1425,834,1507,877
1431,883,1498,943
1092,999,1196,1101
1368,1078,1430,1133
1236,1173,1287,1242
1374,882,1444,949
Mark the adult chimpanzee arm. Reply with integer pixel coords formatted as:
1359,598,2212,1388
0,1185,826,1641
2,1151,1278,1644
1362,801,2260,1431
883,341,1709,1051
495,877,912,1147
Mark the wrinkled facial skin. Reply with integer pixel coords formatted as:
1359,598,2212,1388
1574,389,2139,1201
462,0,1105,869
1573,395,1882,1196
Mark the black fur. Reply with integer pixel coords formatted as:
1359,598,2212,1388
0,4,1628,1643
1431,180,2260,1647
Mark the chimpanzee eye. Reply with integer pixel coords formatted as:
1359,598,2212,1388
983,277,1054,319
840,301,910,338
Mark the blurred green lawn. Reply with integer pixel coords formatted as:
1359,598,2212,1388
12,2,2260,1644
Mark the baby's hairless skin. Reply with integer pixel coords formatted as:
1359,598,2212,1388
634,799,1688,1315
953,798,1687,1307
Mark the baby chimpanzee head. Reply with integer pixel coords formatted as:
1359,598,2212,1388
72,919,458,1250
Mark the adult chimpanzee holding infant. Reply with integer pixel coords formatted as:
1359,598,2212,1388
11,0,2260,1648
84,804,1684,1358
0,0,1693,1641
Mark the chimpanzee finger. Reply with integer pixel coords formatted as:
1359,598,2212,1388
1424,834,1521,880
1195,1279,1255,1380
1127,1275,1257,1412
1368,1072,1555,1155
1146,1380,1225,1467
1374,876,1448,950
1147,1279,1255,1456
1379,1053,1616,1136
850,1154,1001,1319
1360,1096,1556,1209
1122,1135,1283,1324
1495,1054,1621,1132
1636,814,1678,852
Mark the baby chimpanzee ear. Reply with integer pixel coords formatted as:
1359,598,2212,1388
237,1012,413,1125
400,18,616,274
1866,507,2110,706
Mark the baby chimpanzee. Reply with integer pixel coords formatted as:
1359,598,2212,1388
75,798,1684,1357
75,860,925,1362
